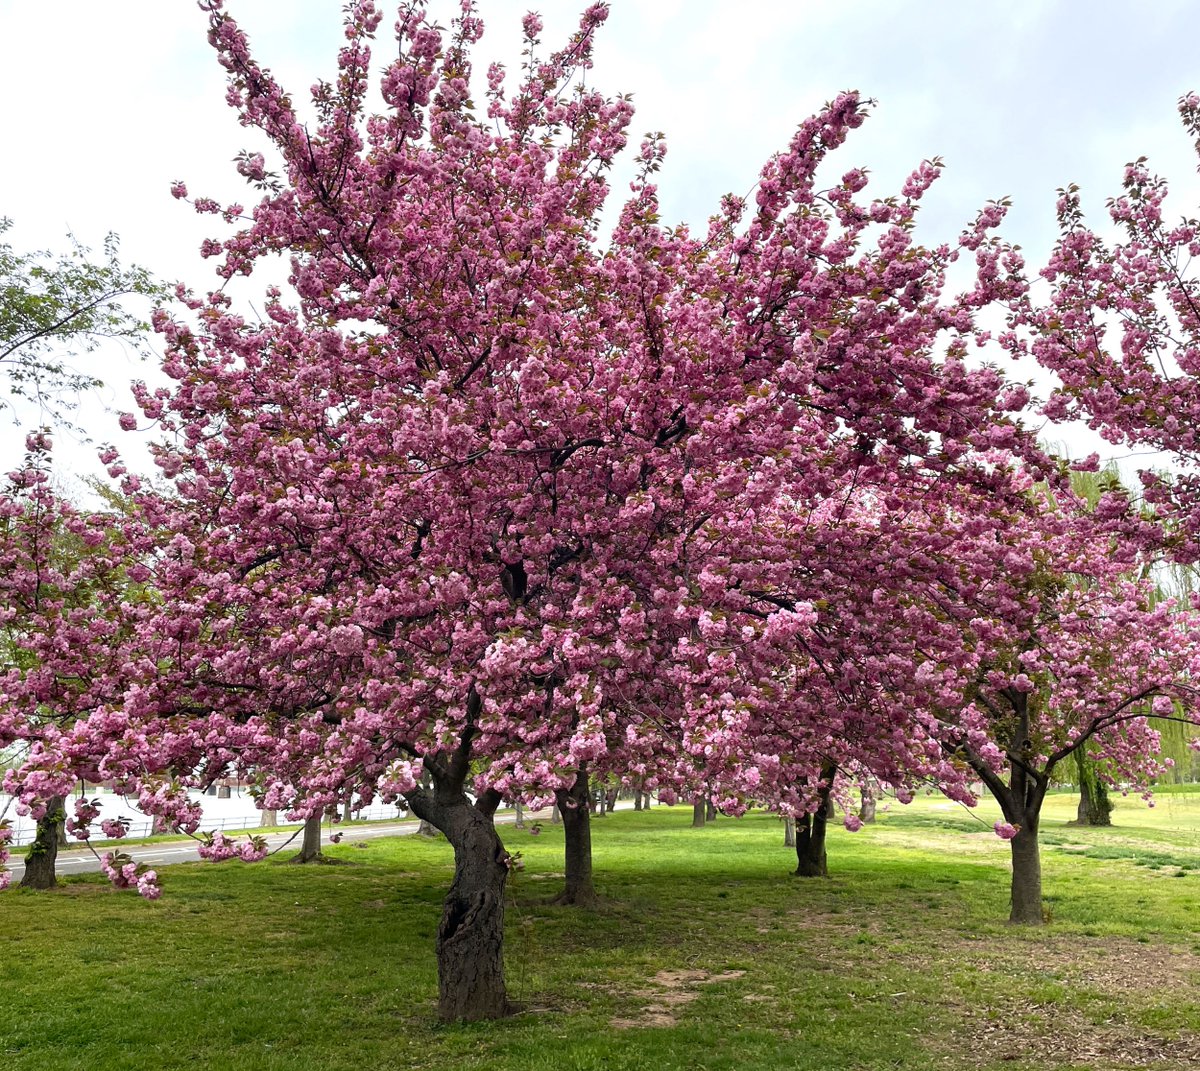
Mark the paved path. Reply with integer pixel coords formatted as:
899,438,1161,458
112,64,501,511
3,807,572,883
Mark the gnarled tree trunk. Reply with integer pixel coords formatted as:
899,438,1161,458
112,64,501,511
553,769,599,907
259,807,278,827
407,761,512,1022
692,797,707,828
21,795,65,890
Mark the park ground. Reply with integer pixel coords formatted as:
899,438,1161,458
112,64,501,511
4,791,1200,1071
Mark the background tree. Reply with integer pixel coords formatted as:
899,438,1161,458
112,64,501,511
0,218,160,428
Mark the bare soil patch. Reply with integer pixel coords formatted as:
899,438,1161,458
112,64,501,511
610,968,747,1029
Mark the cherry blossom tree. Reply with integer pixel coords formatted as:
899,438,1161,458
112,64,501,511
1029,92,1200,561
0,435,162,893
5,0,1065,1018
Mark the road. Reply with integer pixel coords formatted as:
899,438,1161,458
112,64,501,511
3,807,565,884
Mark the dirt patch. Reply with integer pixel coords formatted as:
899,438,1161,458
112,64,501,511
960,935,1200,997
611,968,746,1030
940,998,1200,1069
921,937,1200,1069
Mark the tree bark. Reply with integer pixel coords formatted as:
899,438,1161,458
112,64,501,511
1008,819,1043,924
783,815,796,847
513,800,525,829
342,799,353,823
705,798,717,822
553,769,599,907
605,787,618,815
406,772,512,1022
416,769,439,836
793,810,829,877
259,807,278,827
20,795,65,890
292,813,324,863
633,790,643,811
859,785,877,824
794,765,836,878
1074,748,1112,826
966,691,1048,925
692,797,707,828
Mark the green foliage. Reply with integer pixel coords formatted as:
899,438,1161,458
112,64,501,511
0,217,162,427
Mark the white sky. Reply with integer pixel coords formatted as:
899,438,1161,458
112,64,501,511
2,0,1199,483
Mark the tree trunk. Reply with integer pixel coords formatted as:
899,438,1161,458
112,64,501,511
859,785,877,824
1074,748,1112,826
1008,820,1043,924
705,798,717,821
550,803,561,824
435,806,510,1021
553,770,599,907
416,769,439,836
605,787,618,815
407,777,512,1022
20,795,65,890
292,813,324,863
692,797,707,828
633,790,643,811
793,810,829,877
969,691,1048,925
55,799,70,849
513,800,525,829
260,807,278,827
794,766,836,878
342,799,353,823
783,815,796,847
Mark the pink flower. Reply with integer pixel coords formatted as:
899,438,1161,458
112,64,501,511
994,821,1020,840
843,814,863,832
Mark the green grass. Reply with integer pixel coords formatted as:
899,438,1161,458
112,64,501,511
4,796,1200,1070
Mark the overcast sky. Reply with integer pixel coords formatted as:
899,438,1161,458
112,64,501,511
2,0,1198,479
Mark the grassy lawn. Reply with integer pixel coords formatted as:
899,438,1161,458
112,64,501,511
4,794,1200,1071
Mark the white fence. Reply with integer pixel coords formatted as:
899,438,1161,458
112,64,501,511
0,788,408,848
